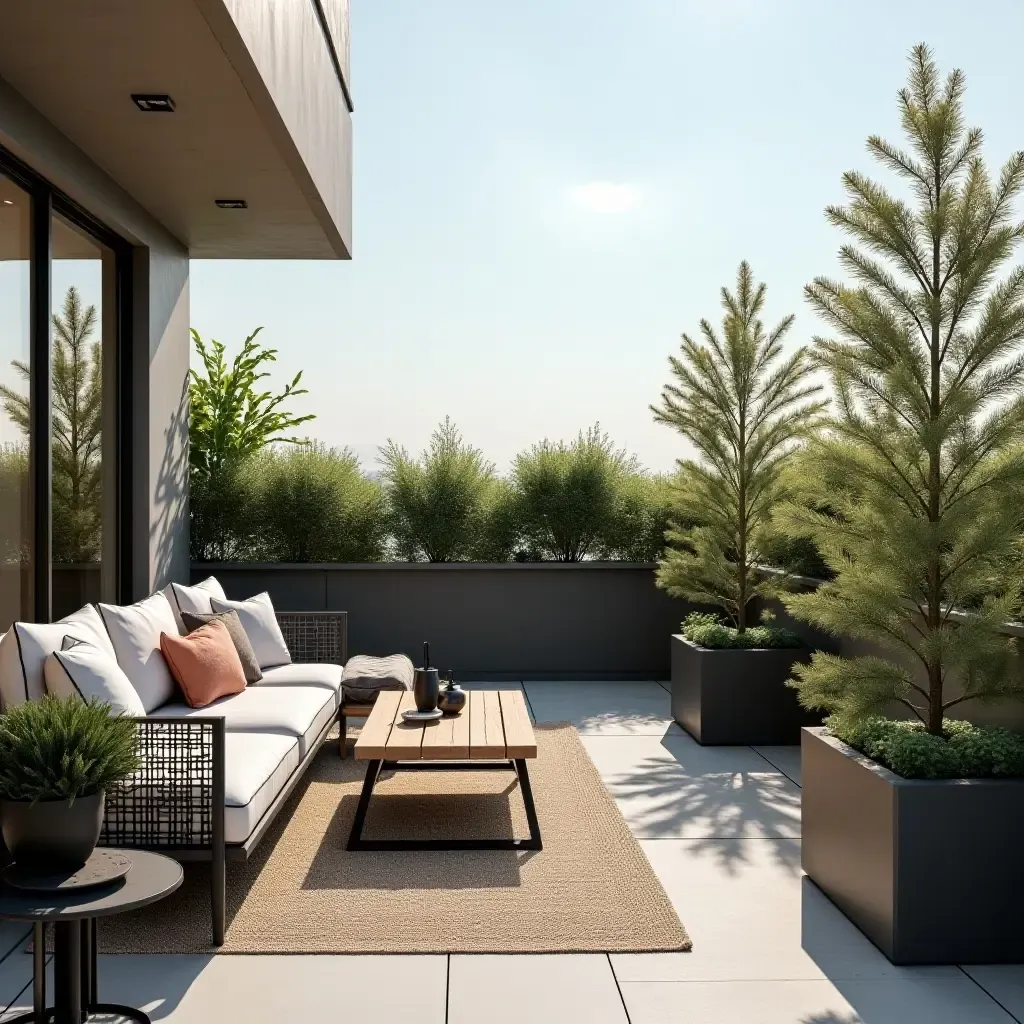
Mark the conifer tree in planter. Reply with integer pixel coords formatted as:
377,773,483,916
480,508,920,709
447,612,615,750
653,262,825,744
782,45,1024,964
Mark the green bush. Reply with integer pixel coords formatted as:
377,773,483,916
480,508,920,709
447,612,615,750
189,456,263,562
0,696,140,803
831,716,1024,780
600,472,674,562
681,611,801,650
380,418,498,562
510,426,633,562
256,444,387,562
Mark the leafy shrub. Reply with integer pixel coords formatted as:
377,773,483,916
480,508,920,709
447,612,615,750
189,456,262,562
510,425,633,562
681,611,801,650
380,418,498,562
257,444,387,562
831,715,1024,780
600,472,674,562
0,696,140,803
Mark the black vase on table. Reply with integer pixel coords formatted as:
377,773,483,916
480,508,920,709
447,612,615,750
438,671,467,715
413,641,440,712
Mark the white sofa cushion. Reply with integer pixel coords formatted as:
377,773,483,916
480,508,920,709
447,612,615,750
98,592,181,713
148,685,336,756
210,592,291,670
224,732,300,844
164,576,227,631
0,604,116,709
43,638,146,718
256,663,342,704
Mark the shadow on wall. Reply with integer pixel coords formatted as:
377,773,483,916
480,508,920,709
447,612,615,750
151,366,189,594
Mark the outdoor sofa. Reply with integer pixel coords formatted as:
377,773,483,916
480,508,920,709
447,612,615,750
0,578,349,946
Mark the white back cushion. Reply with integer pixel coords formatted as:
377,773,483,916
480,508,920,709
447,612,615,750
164,577,227,632
0,604,116,709
44,638,146,718
98,592,180,712
210,592,291,670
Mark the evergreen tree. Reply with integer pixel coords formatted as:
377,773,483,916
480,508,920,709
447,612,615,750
781,45,1024,734
0,286,103,562
652,262,824,629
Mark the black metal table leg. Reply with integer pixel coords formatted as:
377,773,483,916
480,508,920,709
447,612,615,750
53,920,81,1024
347,757,542,851
33,922,45,1021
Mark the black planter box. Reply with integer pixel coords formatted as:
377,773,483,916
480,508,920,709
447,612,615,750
802,726,1024,964
670,634,819,744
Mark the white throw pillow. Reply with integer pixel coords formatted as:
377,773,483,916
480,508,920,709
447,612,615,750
164,577,228,632
44,637,146,718
210,592,291,670
0,604,116,709
98,591,180,713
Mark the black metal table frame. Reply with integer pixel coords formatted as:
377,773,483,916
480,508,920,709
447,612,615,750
347,758,543,852
7,917,151,1024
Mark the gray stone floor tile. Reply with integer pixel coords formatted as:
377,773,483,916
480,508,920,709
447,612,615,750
618,977,1016,1023
614,840,960,982
753,745,803,786
4,954,448,1023
523,680,681,735
448,954,627,1023
583,734,801,840
962,966,1024,1020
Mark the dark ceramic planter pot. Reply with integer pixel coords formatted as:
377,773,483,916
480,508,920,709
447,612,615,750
0,791,105,871
802,727,1024,964
670,634,821,745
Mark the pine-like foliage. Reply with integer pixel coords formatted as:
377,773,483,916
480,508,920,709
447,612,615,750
380,418,498,562
0,696,140,803
652,262,824,629
0,286,103,562
189,327,315,481
781,45,1024,734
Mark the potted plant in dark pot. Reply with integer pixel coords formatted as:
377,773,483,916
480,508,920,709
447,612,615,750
778,45,1024,965
0,696,140,872
652,261,826,745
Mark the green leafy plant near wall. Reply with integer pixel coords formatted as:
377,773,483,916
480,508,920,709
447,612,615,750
652,261,825,633
780,45,1024,752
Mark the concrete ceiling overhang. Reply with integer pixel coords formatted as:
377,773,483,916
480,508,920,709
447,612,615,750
0,0,352,259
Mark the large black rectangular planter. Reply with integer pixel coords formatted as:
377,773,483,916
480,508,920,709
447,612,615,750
802,726,1024,964
670,634,819,744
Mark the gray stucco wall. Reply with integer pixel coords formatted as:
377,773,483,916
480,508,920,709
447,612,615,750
0,75,190,599
193,563,691,680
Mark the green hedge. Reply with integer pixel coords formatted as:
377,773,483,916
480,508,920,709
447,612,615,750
189,428,676,564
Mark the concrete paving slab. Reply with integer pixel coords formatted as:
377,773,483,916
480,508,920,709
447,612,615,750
523,680,681,735
753,745,803,786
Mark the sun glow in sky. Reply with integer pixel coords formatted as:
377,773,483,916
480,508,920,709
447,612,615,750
569,183,644,214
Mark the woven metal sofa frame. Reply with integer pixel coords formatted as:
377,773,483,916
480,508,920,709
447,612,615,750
99,611,348,947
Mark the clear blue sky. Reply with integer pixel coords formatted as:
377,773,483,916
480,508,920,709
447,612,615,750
190,0,1024,473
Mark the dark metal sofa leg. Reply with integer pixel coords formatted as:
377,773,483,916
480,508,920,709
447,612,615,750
212,720,226,947
339,707,347,759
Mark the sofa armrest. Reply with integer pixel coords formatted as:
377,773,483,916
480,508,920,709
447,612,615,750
276,611,348,665
101,715,226,852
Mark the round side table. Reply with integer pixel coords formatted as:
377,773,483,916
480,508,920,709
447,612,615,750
0,849,183,1024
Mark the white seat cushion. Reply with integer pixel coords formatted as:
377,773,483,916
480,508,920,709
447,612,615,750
256,663,343,704
148,685,336,757
98,592,181,713
0,604,117,709
164,577,227,632
210,593,291,670
224,732,300,844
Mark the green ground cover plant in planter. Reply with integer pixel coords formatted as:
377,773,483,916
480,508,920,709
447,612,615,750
0,696,139,871
653,262,826,745
781,45,1024,964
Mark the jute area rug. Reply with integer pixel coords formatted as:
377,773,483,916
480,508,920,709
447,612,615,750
98,724,690,954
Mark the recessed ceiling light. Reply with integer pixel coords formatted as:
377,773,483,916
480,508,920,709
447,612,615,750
132,94,175,113
1,200,12,206
214,199,248,209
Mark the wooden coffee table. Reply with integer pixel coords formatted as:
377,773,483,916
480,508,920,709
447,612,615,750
349,689,542,851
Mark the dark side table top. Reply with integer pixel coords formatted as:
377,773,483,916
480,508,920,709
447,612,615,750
0,850,182,922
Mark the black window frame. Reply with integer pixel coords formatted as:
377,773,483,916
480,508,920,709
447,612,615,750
0,142,133,621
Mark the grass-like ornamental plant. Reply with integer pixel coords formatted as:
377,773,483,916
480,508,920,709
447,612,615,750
680,612,801,650
0,696,140,804
781,45,1024,736
653,261,825,631
831,716,1024,780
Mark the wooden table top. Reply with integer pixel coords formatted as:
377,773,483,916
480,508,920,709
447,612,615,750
355,689,537,761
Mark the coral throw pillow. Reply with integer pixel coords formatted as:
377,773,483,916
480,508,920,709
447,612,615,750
160,620,246,709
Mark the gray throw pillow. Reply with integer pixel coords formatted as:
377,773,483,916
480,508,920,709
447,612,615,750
180,610,263,684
